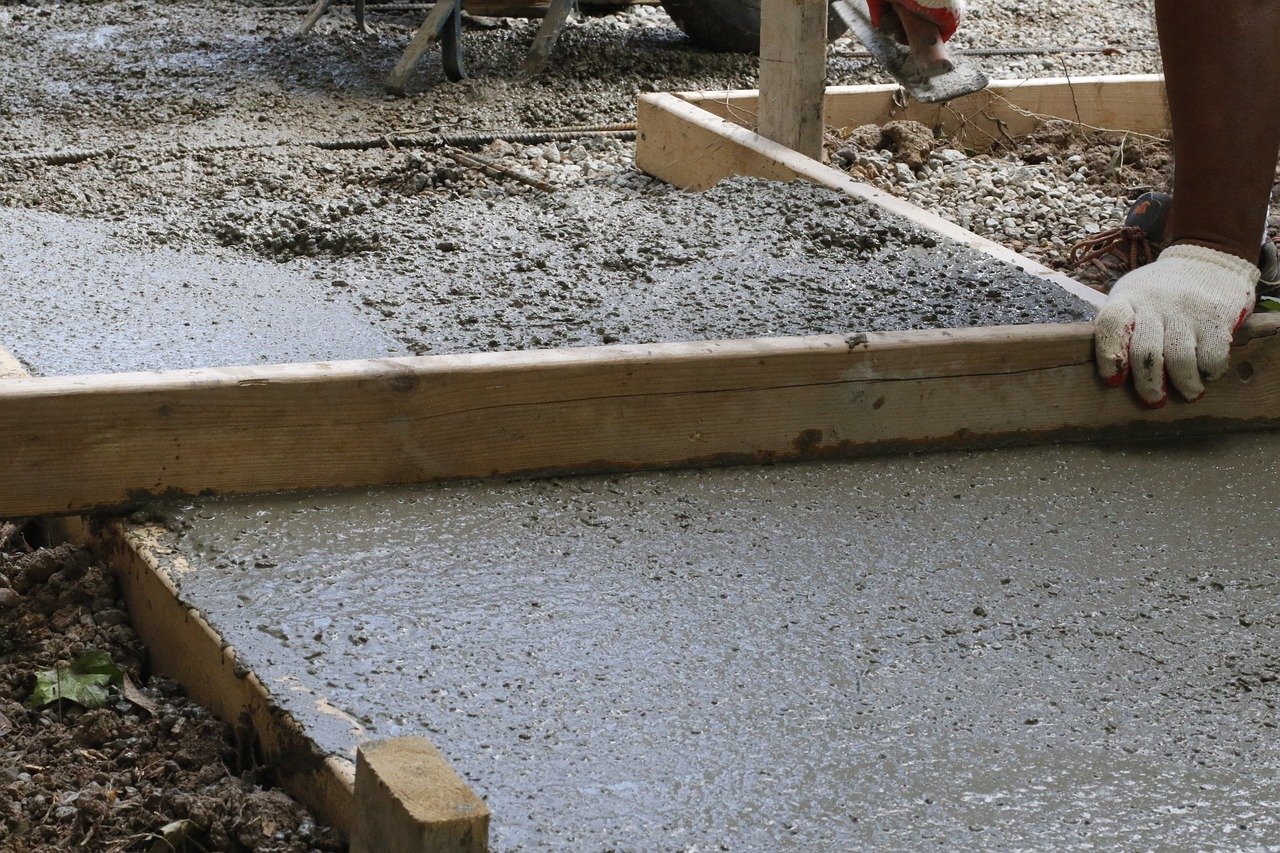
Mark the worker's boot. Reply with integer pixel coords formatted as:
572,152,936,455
1070,191,1280,295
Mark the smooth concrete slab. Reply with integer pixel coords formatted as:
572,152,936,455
0,207,403,375
161,433,1280,850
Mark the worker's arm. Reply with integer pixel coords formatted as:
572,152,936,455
1095,0,1280,406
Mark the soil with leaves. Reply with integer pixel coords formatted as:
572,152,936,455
0,523,342,852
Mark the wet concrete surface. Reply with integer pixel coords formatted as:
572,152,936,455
163,433,1280,850
0,179,1092,374
304,178,1093,355
0,206,402,375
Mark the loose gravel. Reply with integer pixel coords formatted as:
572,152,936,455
827,118,1175,288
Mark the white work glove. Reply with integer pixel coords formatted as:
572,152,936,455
1094,244,1258,407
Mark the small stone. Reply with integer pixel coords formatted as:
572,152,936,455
94,608,128,627
894,163,915,183
936,148,966,163
541,143,561,162
882,120,936,169
0,588,20,608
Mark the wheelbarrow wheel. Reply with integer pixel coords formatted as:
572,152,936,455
660,0,846,54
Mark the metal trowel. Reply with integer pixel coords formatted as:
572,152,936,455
832,0,988,103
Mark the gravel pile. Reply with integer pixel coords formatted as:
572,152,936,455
0,0,1165,260
828,118,1176,288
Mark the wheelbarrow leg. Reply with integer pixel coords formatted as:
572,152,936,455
298,0,335,35
385,0,465,93
519,0,576,75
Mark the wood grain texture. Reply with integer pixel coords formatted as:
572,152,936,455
12,338,358,835
352,738,489,853
53,516,359,835
684,75,1169,149
636,92,1105,307
757,0,828,158
6,316,1280,517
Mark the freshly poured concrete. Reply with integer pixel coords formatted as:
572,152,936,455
0,177,1092,377
0,207,404,375
163,434,1280,850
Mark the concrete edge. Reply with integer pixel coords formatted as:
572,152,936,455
636,77,1177,310
46,516,363,837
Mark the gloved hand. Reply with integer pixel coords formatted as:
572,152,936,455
866,0,966,42
1094,244,1259,407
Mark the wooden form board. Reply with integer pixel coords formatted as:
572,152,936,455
0,333,352,835
635,89,1106,307
679,75,1169,150
53,515,360,835
1,338,485,848
6,316,1280,519
635,77,1169,311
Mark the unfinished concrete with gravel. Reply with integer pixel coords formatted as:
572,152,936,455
156,433,1280,850
0,177,1092,375
1,0,1162,267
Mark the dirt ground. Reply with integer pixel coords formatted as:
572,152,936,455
0,524,341,851
827,115,1280,293
827,119,1177,288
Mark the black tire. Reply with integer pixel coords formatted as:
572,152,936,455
660,0,846,55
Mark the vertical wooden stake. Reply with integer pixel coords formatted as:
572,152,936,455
352,737,490,853
757,0,828,159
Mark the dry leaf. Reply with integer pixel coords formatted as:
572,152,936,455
122,675,158,716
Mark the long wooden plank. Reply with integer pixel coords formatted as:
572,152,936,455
5,317,1280,518
636,92,1105,307
684,75,1169,150
0,340,483,846
757,0,829,158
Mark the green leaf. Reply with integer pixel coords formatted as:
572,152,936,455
1258,296,1280,313
30,650,125,709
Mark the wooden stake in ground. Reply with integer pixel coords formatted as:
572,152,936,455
757,0,829,159
352,738,489,853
